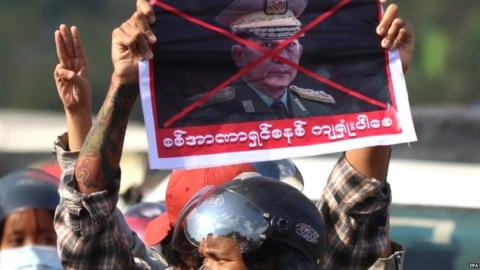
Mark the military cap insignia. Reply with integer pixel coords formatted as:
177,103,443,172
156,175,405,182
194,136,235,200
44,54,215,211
290,85,336,104
265,0,288,15
188,87,236,107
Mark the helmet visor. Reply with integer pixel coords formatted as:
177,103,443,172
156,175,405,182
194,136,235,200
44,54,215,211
173,186,269,254
251,159,304,191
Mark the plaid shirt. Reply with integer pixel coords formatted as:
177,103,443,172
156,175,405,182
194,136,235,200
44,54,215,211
317,156,404,269
54,133,403,270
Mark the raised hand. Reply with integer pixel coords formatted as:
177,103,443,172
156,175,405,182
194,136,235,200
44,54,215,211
111,0,156,84
74,0,156,194
54,24,92,113
377,3,415,72
54,24,92,150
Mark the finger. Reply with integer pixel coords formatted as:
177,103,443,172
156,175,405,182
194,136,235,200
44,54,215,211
392,28,405,49
382,18,403,48
136,0,156,24
119,22,143,59
54,63,63,82
392,25,412,49
376,4,398,36
136,31,153,60
136,33,153,60
60,24,75,58
115,26,142,60
72,58,87,75
56,67,76,81
131,11,156,43
55,30,70,66
71,26,87,65
121,21,153,60
58,67,88,88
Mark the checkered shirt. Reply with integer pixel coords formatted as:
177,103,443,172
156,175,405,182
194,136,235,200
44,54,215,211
317,155,404,269
54,134,403,270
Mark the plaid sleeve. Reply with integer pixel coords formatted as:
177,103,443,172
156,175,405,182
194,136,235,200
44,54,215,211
53,134,159,270
317,154,392,270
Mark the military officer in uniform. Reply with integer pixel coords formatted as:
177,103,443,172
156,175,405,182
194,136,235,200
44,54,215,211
179,0,335,126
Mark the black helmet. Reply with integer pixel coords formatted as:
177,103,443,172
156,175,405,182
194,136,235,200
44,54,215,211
172,176,325,269
251,159,304,191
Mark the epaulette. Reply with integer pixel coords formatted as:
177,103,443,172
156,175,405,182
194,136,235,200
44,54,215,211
289,85,336,104
188,87,236,107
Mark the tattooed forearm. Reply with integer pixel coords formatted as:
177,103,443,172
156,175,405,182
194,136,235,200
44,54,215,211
75,82,139,194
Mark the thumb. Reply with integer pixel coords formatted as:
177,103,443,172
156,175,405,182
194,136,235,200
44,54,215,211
56,68,76,81
73,68,92,92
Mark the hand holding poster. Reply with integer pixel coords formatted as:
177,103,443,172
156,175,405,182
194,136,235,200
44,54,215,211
139,0,416,169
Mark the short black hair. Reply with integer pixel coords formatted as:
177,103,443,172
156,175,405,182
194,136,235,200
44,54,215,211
158,231,202,269
159,232,182,266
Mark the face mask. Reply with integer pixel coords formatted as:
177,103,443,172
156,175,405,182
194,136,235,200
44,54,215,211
0,245,63,270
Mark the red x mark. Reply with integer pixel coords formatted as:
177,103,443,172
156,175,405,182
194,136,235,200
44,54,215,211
152,0,388,128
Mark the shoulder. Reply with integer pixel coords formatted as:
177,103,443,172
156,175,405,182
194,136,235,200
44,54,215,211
289,85,336,104
188,86,237,108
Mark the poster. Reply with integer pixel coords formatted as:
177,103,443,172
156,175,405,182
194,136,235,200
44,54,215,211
139,0,416,169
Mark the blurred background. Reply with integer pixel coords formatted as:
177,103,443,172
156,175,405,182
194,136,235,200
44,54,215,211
0,0,479,269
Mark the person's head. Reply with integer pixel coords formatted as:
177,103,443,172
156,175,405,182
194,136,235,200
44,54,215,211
232,38,303,98
0,209,56,250
217,0,307,99
0,169,61,269
145,160,304,269
144,163,257,269
172,176,326,270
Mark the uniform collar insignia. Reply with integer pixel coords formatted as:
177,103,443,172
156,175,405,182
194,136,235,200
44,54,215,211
242,100,255,113
293,97,307,112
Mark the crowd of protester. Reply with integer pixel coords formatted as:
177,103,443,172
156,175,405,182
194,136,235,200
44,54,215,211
0,0,414,269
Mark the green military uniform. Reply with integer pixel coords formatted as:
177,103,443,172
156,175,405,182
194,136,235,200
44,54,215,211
177,81,335,126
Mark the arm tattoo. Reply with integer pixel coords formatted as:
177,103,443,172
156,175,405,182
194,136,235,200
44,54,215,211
75,83,138,194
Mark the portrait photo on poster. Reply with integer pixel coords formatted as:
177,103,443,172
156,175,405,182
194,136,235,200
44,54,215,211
139,0,416,169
